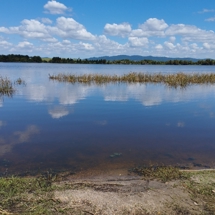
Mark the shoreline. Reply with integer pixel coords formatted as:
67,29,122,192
1,167,215,214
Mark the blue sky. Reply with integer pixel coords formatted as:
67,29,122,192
0,0,215,58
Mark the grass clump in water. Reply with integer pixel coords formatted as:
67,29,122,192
14,77,26,86
131,165,187,182
49,72,215,87
0,77,26,98
0,77,15,97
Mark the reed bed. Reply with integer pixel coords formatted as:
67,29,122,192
0,77,25,97
49,72,215,87
0,76,15,96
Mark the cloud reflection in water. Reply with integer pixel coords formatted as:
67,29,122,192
0,125,39,156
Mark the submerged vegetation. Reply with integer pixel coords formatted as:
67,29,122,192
49,72,215,87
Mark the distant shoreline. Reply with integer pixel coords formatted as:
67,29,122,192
1,54,215,65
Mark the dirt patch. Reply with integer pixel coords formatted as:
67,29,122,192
1,169,215,214
54,175,201,215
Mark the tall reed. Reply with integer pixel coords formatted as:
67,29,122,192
49,72,215,87
0,76,15,97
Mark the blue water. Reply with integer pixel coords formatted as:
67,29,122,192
1,63,215,175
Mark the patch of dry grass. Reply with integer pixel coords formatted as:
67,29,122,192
49,72,215,87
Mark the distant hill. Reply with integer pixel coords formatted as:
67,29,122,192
88,55,200,62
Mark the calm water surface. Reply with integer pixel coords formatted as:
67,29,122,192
1,63,215,176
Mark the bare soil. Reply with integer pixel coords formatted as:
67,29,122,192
54,170,212,215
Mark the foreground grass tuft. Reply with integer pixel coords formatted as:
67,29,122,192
49,72,215,87
0,175,67,215
183,170,215,214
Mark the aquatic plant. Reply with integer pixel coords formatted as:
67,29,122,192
109,152,122,158
0,76,15,97
0,77,26,98
49,72,215,87
14,77,26,86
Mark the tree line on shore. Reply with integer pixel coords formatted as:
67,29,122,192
1,54,215,65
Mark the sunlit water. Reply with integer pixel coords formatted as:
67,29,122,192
1,63,215,176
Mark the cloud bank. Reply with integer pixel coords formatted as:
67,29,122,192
0,1,215,58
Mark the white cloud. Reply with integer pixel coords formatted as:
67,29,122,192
0,27,9,33
42,37,58,42
128,37,148,47
139,18,168,31
164,41,175,50
94,35,128,55
44,0,70,14
166,24,199,36
49,17,96,40
203,42,215,50
198,9,214,14
79,42,94,50
205,16,215,22
62,39,71,44
0,17,95,42
0,40,12,49
190,43,199,49
1,10,215,58
155,44,163,50
104,23,131,37
48,106,69,118
17,41,33,48
41,18,53,24
169,36,176,43
165,24,215,42
203,42,211,49
130,18,168,37
7,19,52,40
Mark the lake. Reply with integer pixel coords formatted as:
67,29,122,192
1,63,215,176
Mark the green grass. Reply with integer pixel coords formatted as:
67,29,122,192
1,169,215,214
42,58,51,62
130,166,188,182
49,72,215,87
0,173,70,215
182,170,215,214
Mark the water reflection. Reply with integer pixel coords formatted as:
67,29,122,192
0,120,6,128
1,64,215,175
0,125,39,156
48,106,70,119
16,81,215,108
